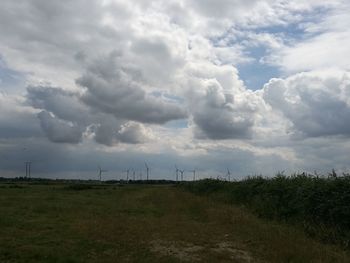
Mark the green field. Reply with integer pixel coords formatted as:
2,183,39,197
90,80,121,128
0,183,349,262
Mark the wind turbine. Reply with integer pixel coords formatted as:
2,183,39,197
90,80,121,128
179,169,184,181
23,146,32,178
189,169,196,181
25,161,32,178
98,165,108,181
145,162,150,181
122,168,131,181
133,169,136,180
175,165,179,182
227,168,231,182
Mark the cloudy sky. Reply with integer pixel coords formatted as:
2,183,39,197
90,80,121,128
1,0,350,180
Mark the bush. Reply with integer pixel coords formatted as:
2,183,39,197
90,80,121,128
181,173,350,248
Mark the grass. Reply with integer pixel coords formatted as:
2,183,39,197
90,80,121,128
0,182,349,262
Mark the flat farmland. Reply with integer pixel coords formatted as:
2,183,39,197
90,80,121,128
0,183,349,263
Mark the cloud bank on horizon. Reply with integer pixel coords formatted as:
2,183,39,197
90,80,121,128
1,0,350,179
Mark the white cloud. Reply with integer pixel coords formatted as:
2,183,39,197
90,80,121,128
263,70,350,138
264,2,350,72
273,31,350,72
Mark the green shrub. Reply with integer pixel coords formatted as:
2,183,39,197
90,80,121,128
181,173,350,248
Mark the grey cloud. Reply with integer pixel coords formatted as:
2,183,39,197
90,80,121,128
92,121,151,146
189,0,261,18
93,122,117,146
131,38,172,65
37,111,84,143
291,137,350,173
2,0,350,180
0,114,41,139
26,85,154,145
27,86,89,124
263,72,350,138
0,0,132,89
190,79,259,139
0,93,42,139
77,52,187,124
118,122,151,144
129,36,186,86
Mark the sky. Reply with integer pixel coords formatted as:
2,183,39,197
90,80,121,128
1,0,350,180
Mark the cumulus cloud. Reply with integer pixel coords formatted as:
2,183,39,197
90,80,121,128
26,85,153,145
77,52,187,124
263,71,350,138
37,111,84,143
27,86,89,124
91,120,152,146
118,122,153,144
179,61,264,140
1,0,350,178
1,0,330,88
189,79,261,139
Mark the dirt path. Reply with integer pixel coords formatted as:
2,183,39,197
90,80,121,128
150,240,255,262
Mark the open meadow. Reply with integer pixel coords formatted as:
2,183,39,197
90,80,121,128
0,182,349,263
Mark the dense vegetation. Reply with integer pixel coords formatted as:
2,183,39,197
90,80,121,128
182,172,350,248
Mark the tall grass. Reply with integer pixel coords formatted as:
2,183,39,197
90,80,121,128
182,172,350,248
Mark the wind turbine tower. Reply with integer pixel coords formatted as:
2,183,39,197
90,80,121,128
227,168,231,182
190,169,196,181
98,166,108,181
145,162,150,181
180,170,184,181
175,165,179,182
25,161,32,178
